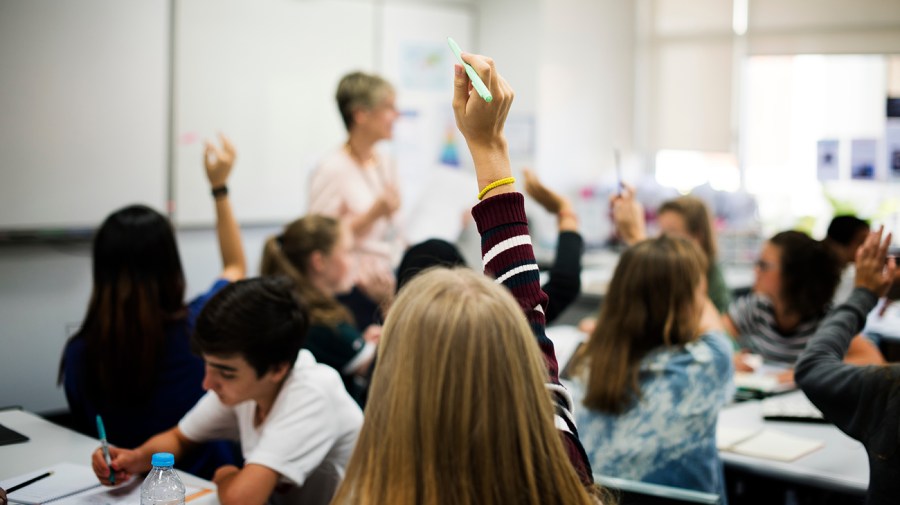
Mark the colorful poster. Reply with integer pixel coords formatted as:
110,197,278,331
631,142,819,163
816,139,840,181
850,138,878,180
886,120,900,180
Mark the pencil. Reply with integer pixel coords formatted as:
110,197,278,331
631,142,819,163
7,471,53,493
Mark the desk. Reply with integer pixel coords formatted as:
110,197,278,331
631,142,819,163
717,393,868,495
0,409,218,503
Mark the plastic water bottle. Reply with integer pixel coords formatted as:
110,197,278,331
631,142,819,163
140,453,185,505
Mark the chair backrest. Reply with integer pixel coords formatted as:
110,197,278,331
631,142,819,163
595,475,721,505
293,460,343,505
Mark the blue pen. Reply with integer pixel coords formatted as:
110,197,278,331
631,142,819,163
96,415,115,484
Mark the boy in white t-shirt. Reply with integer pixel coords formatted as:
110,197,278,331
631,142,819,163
91,277,363,505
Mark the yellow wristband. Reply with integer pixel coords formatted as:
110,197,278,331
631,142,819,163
477,177,516,201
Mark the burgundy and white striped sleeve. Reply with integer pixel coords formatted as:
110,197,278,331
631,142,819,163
471,192,594,485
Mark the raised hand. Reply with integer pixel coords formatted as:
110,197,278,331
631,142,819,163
523,169,570,215
451,53,515,193
854,226,896,297
609,183,646,245
204,133,237,188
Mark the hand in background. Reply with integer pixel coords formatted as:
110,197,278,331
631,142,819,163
373,184,401,219
732,350,756,373
204,133,237,188
1,486,7,505
609,183,646,245
362,324,382,344
854,226,896,298
523,168,578,232
357,268,396,310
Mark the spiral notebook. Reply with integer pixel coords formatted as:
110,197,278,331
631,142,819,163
2,463,101,504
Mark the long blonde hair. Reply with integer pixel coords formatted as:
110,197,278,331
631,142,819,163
572,236,707,414
260,215,352,327
331,268,598,505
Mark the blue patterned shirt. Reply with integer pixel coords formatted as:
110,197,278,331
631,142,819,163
570,331,734,497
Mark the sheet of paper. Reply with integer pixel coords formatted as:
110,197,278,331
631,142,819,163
716,426,761,450
729,428,824,462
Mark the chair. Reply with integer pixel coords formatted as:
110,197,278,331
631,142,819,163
293,460,343,505
595,474,721,505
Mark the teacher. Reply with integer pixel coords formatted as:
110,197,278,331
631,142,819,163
308,71,404,330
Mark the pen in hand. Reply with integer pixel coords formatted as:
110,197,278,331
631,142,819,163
96,415,115,484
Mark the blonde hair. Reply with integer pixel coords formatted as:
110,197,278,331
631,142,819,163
331,268,599,505
260,215,352,327
336,71,394,131
572,236,707,414
659,196,718,262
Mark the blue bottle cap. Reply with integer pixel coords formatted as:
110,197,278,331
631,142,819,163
151,452,175,467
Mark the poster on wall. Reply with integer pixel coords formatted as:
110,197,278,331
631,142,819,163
850,138,878,180
886,120,900,181
816,139,840,181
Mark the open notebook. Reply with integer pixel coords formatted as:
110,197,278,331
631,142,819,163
1,463,211,504
716,427,824,462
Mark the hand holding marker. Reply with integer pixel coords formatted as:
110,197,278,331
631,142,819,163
447,37,492,103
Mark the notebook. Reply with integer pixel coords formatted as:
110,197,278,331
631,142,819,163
716,427,824,462
2,463,100,504
2,463,211,504
761,392,826,423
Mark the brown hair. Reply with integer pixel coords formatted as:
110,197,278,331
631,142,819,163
331,268,600,505
336,71,394,131
659,196,718,262
770,230,841,319
58,205,186,405
260,215,352,327
572,236,707,414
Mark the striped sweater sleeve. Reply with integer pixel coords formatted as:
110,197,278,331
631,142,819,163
471,192,594,485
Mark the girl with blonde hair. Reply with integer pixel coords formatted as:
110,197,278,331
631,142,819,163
570,235,733,497
331,53,600,504
261,215,377,405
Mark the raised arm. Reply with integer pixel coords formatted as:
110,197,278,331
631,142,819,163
204,134,246,282
610,183,646,245
795,228,897,439
523,168,583,324
452,53,593,486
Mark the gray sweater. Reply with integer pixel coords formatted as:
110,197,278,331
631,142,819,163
795,288,900,505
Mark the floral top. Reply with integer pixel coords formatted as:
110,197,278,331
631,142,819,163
571,331,734,496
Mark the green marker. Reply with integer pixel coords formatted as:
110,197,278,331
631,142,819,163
447,37,493,103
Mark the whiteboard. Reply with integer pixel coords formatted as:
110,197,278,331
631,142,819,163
0,0,168,230
172,0,377,226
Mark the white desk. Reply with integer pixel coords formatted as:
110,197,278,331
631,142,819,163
718,394,868,495
0,408,218,503
863,299,900,343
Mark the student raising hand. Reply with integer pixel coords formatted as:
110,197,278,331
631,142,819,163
854,227,896,296
204,133,237,188
452,54,514,191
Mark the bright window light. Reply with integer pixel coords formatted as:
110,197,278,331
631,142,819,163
655,150,740,193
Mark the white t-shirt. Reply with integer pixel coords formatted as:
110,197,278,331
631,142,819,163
178,350,363,490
